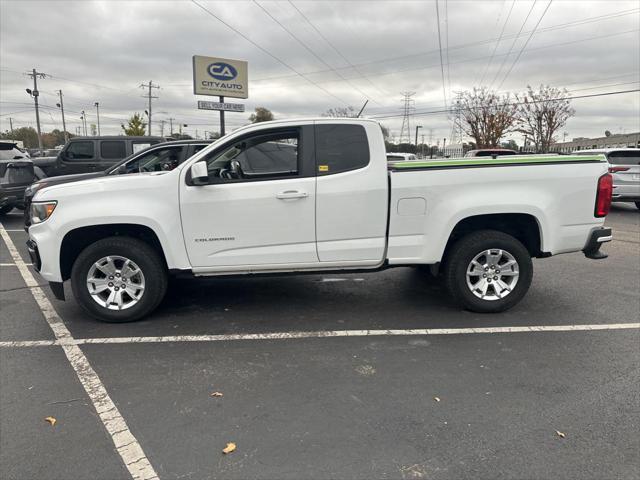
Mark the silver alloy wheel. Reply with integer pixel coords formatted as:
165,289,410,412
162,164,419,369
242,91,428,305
86,255,146,310
465,249,519,301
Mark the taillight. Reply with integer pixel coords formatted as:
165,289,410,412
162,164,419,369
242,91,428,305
595,173,613,217
608,166,630,173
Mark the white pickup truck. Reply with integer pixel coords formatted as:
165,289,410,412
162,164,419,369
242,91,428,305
26,119,613,322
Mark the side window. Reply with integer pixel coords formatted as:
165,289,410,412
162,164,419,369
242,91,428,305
121,146,183,174
315,124,369,175
100,141,126,159
191,144,209,155
204,130,299,182
65,141,94,160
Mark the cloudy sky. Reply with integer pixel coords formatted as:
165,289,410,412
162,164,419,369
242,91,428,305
1,0,638,144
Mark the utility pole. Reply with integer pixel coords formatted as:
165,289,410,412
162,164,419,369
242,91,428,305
159,120,166,137
94,102,101,135
8,117,14,134
415,125,422,146
140,81,159,136
56,90,69,142
26,68,47,153
168,118,174,136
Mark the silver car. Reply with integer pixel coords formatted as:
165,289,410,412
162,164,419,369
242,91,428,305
574,148,640,209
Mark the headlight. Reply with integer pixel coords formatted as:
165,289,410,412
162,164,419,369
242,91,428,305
31,201,57,224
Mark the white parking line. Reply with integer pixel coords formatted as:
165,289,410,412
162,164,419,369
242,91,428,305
0,225,159,480
1,263,33,266
1,323,638,349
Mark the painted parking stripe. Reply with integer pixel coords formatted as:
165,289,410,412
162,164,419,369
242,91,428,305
0,225,159,480
1,323,638,349
1,263,33,266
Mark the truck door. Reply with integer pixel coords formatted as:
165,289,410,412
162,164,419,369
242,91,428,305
314,122,388,263
180,126,318,268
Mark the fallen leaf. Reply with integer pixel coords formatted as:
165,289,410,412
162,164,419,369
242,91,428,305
222,442,236,454
556,430,566,438
210,392,223,398
44,416,57,426
434,396,441,402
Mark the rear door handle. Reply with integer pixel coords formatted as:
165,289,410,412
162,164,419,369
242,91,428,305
276,190,308,200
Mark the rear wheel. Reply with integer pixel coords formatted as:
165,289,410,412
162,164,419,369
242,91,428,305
443,230,533,313
0,205,13,216
71,237,167,322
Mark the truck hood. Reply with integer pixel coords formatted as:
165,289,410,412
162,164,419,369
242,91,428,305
33,171,105,189
34,170,172,202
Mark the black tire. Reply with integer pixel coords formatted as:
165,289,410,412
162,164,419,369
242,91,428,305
635,201,640,210
443,230,533,313
0,205,13,216
71,236,168,323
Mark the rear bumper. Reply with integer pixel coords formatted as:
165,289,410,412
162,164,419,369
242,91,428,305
582,227,612,259
0,185,27,209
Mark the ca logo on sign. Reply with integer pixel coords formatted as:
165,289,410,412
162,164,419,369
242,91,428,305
207,62,238,81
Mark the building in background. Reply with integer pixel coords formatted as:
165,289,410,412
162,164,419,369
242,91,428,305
552,132,640,153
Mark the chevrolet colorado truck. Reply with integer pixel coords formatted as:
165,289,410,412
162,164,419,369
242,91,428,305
26,119,613,322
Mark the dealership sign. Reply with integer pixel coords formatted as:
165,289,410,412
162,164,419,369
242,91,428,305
192,55,248,99
197,100,245,112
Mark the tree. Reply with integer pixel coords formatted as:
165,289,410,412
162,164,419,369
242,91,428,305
456,87,517,148
90,123,97,136
249,107,274,123
515,85,575,153
122,113,147,136
604,130,611,137
0,126,39,148
321,106,357,118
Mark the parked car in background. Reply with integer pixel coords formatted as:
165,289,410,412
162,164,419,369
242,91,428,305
574,148,640,209
1,141,45,216
387,153,417,162
32,136,165,177
464,149,518,157
24,140,212,227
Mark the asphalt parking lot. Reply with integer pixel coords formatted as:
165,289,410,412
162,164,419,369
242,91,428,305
1,204,639,480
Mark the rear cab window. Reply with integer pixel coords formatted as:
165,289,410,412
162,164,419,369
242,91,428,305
315,124,370,175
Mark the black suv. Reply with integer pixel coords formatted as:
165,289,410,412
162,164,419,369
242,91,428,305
33,136,165,177
1,141,45,216
24,139,212,227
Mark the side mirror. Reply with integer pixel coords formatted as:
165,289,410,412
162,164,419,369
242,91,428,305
190,161,209,185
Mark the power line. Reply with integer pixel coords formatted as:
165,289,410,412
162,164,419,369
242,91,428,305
497,0,553,90
435,0,448,110
248,8,639,84
489,0,538,89
253,0,379,105
368,88,640,120
478,0,515,85
190,0,349,105
286,0,386,100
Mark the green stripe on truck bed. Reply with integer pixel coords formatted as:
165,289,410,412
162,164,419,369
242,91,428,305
391,154,606,170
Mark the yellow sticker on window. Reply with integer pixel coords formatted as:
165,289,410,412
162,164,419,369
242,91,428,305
318,165,329,172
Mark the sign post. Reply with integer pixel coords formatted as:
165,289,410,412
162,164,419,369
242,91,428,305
192,55,248,136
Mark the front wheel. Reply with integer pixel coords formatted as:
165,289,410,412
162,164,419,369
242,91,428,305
443,230,533,313
71,237,168,322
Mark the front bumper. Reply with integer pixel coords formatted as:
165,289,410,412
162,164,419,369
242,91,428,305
582,227,612,260
26,238,42,271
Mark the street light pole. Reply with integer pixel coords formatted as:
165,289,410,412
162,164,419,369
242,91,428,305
80,111,87,136
415,125,423,146
94,102,101,136
56,90,69,143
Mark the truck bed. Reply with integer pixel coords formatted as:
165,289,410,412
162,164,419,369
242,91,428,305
386,154,608,264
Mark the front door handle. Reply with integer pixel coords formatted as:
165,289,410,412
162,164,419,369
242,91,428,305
276,190,308,200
